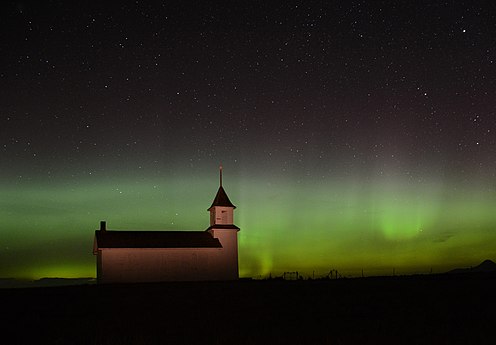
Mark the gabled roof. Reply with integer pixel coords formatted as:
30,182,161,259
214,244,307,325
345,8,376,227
208,186,236,210
95,230,222,249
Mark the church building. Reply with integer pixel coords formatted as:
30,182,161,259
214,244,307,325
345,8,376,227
93,167,240,283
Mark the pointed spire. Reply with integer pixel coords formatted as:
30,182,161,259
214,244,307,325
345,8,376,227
219,164,223,187
208,165,236,210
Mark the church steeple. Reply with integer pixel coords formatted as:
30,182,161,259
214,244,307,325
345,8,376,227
206,165,240,280
208,165,236,210
208,165,236,225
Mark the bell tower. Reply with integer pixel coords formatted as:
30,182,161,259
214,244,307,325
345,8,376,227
207,165,240,279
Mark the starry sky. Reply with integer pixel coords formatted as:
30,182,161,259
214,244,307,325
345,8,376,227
1,1,495,279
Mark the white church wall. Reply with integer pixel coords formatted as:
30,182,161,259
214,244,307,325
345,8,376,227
98,247,224,283
208,229,239,280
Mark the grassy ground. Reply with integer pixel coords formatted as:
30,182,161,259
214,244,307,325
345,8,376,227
1,274,495,344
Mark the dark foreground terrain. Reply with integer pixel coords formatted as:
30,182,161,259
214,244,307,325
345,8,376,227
1,274,495,344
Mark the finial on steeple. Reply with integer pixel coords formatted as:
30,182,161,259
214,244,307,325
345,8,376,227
219,164,223,187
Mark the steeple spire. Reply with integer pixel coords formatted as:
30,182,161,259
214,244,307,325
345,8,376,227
208,165,236,210
219,164,223,187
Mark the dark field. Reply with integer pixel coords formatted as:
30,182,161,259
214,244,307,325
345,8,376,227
1,274,495,344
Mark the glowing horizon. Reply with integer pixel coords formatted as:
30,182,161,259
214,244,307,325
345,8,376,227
1,166,494,280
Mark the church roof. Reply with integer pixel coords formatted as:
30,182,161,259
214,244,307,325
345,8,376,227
95,230,222,249
205,224,240,231
208,186,236,210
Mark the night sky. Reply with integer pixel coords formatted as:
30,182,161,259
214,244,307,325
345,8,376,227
1,1,495,279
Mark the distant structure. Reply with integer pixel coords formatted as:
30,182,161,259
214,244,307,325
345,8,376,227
93,166,240,283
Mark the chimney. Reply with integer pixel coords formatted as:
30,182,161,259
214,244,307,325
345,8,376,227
100,221,107,231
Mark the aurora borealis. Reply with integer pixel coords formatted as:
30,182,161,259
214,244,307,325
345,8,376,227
1,1,495,279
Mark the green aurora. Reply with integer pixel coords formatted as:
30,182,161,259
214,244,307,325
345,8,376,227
1,168,494,279
2,1,496,280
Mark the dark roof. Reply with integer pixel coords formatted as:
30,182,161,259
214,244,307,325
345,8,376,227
205,224,240,231
208,186,236,209
95,230,222,249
